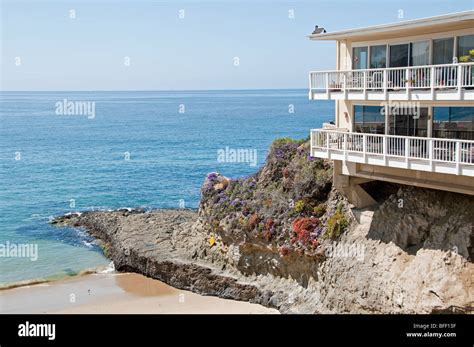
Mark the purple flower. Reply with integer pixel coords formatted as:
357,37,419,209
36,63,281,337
274,149,284,158
230,199,241,207
207,172,219,180
217,195,228,204
313,226,325,237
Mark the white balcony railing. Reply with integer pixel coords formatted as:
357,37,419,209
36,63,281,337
310,129,474,176
309,62,474,100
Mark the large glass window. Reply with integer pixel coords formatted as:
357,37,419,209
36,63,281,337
433,107,474,140
410,41,430,66
388,107,428,137
370,45,387,68
354,106,385,134
458,34,474,62
353,47,368,69
389,44,409,67
433,38,454,65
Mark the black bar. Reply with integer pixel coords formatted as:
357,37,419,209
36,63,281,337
0,314,471,346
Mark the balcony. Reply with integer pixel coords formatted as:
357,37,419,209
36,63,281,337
309,62,474,101
310,129,474,176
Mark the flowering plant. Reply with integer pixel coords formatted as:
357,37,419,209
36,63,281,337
292,217,320,247
207,172,219,181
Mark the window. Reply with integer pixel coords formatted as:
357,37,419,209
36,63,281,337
354,106,385,134
353,47,368,69
388,107,428,137
458,35,474,62
410,41,430,66
370,45,386,68
433,107,474,140
433,38,454,65
389,44,409,67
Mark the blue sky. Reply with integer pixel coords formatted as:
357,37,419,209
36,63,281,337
1,0,472,91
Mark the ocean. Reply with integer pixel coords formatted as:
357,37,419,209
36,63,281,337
0,89,332,285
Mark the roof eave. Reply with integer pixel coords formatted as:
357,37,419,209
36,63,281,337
308,10,474,41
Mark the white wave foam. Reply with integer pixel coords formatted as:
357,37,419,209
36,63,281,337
99,262,115,274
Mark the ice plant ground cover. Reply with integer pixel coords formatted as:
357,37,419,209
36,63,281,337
200,138,350,258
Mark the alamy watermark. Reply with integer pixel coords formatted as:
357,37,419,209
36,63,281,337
0,241,38,261
325,242,365,262
380,101,421,119
55,99,96,119
217,146,257,167
18,321,55,341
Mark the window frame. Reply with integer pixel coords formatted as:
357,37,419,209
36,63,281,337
350,29,474,69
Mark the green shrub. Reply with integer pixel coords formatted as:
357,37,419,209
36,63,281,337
272,137,306,147
294,199,306,214
313,203,326,217
325,205,348,240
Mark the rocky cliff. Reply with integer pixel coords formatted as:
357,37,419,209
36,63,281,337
53,138,473,313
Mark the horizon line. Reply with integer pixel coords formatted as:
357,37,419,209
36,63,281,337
0,87,309,93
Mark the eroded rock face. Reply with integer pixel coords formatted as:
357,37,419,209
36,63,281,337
53,138,473,313
368,187,474,260
53,209,274,305
197,178,473,313
316,204,473,313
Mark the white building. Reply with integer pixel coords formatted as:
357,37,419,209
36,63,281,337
308,11,474,207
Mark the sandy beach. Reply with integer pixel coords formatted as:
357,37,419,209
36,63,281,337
0,272,278,314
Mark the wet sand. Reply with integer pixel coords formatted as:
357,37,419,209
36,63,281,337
0,273,279,314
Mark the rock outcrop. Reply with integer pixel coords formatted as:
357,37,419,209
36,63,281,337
53,209,276,305
52,138,474,313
